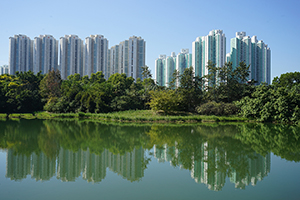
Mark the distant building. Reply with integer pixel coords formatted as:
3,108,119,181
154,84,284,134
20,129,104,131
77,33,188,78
118,40,129,75
165,52,176,87
192,30,226,78
155,54,166,86
0,65,9,75
128,36,146,80
83,35,108,78
108,45,119,77
33,35,58,74
108,36,146,80
155,49,191,87
59,35,84,79
176,49,192,75
226,32,271,84
9,34,33,75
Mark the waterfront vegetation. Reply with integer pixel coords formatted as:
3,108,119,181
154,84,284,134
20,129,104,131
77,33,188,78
0,63,300,124
0,110,248,123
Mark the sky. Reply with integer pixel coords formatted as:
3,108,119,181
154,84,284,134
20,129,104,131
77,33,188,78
0,0,299,80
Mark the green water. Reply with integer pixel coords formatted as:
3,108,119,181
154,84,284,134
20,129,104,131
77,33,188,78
0,119,299,200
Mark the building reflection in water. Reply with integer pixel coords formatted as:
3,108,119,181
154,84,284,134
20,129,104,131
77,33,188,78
154,142,270,191
6,147,145,183
6,141,270,189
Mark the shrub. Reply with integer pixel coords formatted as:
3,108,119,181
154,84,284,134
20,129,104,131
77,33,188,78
196,102,240,116
78,112,86,118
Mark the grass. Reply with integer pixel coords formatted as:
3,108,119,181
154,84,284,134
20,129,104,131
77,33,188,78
0,110,249,123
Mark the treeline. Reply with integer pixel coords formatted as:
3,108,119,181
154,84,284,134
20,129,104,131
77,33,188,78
0,68,155,115
150,62,300,123
0,63,300,123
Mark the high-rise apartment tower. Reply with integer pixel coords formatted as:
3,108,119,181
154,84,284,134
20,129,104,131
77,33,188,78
9,34,33,75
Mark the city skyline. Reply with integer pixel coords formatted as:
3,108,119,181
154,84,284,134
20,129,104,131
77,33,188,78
7,34,146,80
0,0,299,81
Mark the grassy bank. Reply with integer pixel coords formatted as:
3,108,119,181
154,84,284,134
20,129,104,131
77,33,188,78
0,110,249,123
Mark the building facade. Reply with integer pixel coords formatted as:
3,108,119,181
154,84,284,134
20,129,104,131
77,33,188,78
192,30,226,78
226,32,271,84
155,54,166,86
155,49,191,87
108,45,119,78
108,36,145,80
128,36,146,80
9,34,33,75
165,52,176,87
0,65,9,75
83,35,108,78
176,49,192,75
33,35,58,74
60,35,84,79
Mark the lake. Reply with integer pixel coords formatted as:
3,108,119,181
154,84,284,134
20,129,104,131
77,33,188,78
0,119,299,200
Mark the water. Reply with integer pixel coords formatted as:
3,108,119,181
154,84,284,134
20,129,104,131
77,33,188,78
0,119,299,200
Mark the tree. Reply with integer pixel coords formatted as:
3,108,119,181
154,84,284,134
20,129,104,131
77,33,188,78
203,61,218,102
39,69,62,103
141,65,152,80
168,69,179,89
237,84,300,123
204,61,250,103
178,67,203,111
273,71,300,89
148,89,183,113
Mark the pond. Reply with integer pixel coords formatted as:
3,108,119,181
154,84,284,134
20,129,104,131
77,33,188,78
0,119,299,200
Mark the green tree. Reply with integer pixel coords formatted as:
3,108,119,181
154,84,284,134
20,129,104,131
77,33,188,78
148,89,183,113
178,67,203,111
204,61,250,103
273,71,300,89
141,65,152,80
39,69,62,103
237,84,300,123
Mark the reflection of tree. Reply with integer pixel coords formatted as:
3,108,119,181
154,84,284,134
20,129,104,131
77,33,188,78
230,152,270,189
236,124,300,162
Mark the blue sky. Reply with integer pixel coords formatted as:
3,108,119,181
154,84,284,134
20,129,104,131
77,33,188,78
0,0,299,80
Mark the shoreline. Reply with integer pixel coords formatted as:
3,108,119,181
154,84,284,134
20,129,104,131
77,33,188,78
0,110,250,124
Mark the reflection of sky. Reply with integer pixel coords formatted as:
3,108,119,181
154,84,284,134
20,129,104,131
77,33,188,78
1,150,300,200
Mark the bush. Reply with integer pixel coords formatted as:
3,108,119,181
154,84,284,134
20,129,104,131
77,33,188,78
78,112,86,118
196,102,240,116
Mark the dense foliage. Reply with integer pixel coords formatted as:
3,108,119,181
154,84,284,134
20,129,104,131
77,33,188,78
0,70,156,115
0,71,44,116
0,65,299,124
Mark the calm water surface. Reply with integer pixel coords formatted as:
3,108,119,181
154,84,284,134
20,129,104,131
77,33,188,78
0,119,299,200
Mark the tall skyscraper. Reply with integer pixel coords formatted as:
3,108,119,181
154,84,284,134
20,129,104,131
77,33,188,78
176,49,192,75
155,54,166,86
60,35,83,79
108,45,119,77
33,35,58,74
155,49,191,87
118,40,129,75
226,32,271,84
9,34,33,75
165,52,176,87
108,36,145,80
83,35,108,78
128,36,145,80
192,30,226,77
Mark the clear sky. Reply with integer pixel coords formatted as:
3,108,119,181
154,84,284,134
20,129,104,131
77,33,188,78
0,0,299,80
